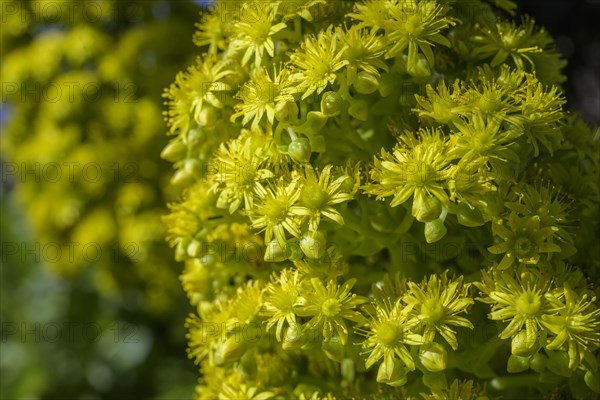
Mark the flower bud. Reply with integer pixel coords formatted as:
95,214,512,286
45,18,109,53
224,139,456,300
187,239,202,258
341,358,355,385
529,353,547,373
320,91,344,116
322,334,345,363
238,352,258,379
547,350,571,377
378,73,396,97
353,71,379,94
507,354,530,373
300,230,327,259
264,240,287,262
275,100,299,123
456,204,485,227
424,219,447,243
511,330,538,357
197,106,217,127
286,241,303,261
348,99,368,121
413,192,442,222
585,370,600,393
306,111,328,132
184,158,202,176
288,137,312,163
175,237,191,261
419,343,447,372
187,127,205,150
282,324,305,351
215,335,247,365
339,175,355,193
377,357,408,387
161,140,187,162
407,55,431,78
170,169,194,187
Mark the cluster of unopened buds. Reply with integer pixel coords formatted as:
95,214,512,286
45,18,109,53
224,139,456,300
161,0,600,398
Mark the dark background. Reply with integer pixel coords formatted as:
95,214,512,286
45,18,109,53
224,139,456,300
516,0,600,125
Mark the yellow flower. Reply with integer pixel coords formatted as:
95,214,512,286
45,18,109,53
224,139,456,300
210,131,274,214
250,178,305,246
163,55,234,134
337,25,388,84
403,272,474,350
230,2,287,66
231,65,295,129
296,278,368,344
262,268,302,340
294,164,353,232
364,129,452,213
360,297,422,371
290,27,349,100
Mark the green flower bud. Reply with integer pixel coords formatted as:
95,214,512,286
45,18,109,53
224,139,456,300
529,353,547,373
407,55,431,78
341,358,355,385
419,343,447,372
215,335,247,365
197,106,217,127
306,111,328,132
377,357,408,387
348,99,368,121
413,192,442,222
511,330,538,357
175,237,191,262
286,241,304,261
170,169,194,187
547,350,572,377
422,371,448,392
275,100,299,123
378,73,396,97
200,253,217,267
320,91,344,116
184,158,202,176
282,324,305,351
507,354,530,373
585,370,600,393
187,239,202,258
161,140,187,162
264,240,287,262
288,137,312,163
353,71,379,94
293,384,322,399
187,127,205,150
322,334,345,363
238,352,258,379
456,204,485,227
300,230,327,259
339,175,355,193
424,219,447,243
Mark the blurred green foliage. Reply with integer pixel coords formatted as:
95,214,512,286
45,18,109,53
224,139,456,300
1,0,201,398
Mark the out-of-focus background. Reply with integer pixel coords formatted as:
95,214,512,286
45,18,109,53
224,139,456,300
515,0,600,125
0,0,598,399
1,1,203,398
